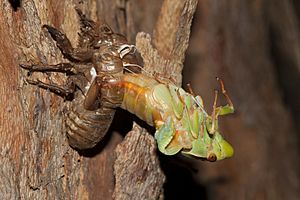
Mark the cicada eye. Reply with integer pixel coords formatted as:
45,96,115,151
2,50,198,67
207,153,217,162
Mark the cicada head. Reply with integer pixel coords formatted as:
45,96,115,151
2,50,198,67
181,126,234,161
209,132,234,161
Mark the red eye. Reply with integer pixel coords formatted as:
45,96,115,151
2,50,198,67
207,153,217,162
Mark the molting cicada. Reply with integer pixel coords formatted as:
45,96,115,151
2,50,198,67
21,8,234,161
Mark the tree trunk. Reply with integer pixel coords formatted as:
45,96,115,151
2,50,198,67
0,0,196,199
0,0,127,199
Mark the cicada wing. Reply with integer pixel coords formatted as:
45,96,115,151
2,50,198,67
154,118,182,155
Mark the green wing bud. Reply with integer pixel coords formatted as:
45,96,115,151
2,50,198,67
155,117,182,155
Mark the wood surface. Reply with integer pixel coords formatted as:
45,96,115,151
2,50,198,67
0,0,197,199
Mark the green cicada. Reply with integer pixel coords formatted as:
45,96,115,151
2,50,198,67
120,72,234,161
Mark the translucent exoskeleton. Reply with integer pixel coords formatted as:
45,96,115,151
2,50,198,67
20,8,137,149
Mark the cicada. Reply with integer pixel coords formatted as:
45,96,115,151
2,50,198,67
119,72,234,161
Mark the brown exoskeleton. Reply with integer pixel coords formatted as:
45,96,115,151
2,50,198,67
20,8,138,149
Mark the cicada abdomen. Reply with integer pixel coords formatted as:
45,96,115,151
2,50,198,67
20,8,137,149
120,73,235,161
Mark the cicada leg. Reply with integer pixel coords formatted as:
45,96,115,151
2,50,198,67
209,78,235,134
25,79,76,99
186,83,205,108
84,73,124,111
210,90,219,134
83,79,98,110
43,25,93,62
20,62,80,100
216,77,234,115
20,63,75,74
75,7,98,36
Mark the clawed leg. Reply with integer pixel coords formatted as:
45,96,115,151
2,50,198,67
43,25,92,62
26,79,75,99
76,7,116,51
75,7,113,35
20,63,76,74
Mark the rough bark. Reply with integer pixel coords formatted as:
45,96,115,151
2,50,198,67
113,124,165,200
0,0,118,199
0,0,140,199
113,0,198,199
0,0,197,199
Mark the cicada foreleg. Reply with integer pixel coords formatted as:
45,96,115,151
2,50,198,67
83,75,122,111
75,7,97,36
210,90,219,135
43,25,93,62
83,77,100,111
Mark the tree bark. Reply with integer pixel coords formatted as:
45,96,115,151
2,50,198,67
0,0,120,199
0,0,196,199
